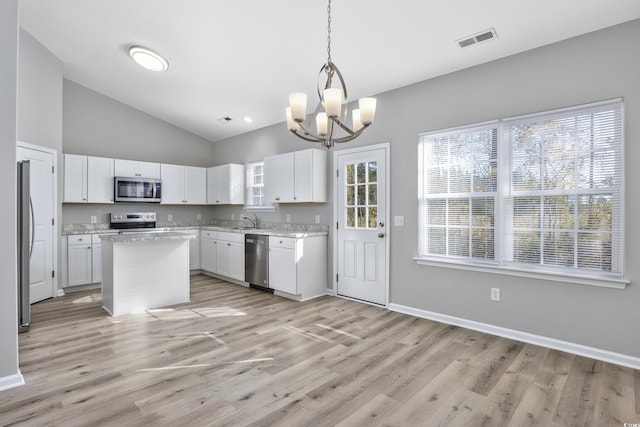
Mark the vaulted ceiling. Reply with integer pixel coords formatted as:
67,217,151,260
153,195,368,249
19,0,640,142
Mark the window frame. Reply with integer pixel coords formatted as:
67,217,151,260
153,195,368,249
244,161,275,212
415,99,628,289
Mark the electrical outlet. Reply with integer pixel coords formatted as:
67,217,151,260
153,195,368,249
90,216,97,224
315,215,320,224
196,213,202,220
394,216,405,226
167,214,173,222
491,288,501,301
286,214,291,223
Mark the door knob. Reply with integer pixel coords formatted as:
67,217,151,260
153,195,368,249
378,233,385,238
379,222,385,227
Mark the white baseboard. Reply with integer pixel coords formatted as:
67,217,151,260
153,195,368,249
0,372,25,391
56,288,65,297
388,303,640,370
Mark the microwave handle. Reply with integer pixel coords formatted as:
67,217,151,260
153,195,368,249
152,181,157,199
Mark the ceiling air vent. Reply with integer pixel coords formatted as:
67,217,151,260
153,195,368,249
456,28,498,48
218,116,233,124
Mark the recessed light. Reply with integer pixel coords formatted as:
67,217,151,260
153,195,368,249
129,45,169,72
243,117,253,123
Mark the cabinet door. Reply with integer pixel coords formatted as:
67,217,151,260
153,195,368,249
264,153,295,203
160,164,185,204
68,243,92,286
92,243,102,283
184,166,206,205
201,238,218,273
228,241,245,281
294,149,327,202
207,166,221,204
216,165,231,204
136,161,161,179
114,159,137,177
64,154,87,203
216,241,232,277
269,245,297,294
87,156,114,203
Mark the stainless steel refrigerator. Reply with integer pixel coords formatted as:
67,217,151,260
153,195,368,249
17,160,31,333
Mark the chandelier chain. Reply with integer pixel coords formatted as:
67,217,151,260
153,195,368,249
327,0,332,63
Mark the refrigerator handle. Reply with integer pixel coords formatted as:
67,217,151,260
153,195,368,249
29,197,35,259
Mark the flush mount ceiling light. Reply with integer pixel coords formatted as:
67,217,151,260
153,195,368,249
129,45,169,72
286,0,377,149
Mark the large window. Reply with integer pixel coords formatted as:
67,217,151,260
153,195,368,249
246,161,271,209
418,99,624,280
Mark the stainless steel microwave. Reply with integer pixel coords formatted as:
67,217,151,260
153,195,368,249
114,176,162,203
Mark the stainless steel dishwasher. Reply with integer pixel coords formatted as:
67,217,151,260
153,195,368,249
245,234,272,292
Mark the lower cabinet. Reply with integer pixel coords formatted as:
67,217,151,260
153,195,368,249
200,230,244,281
268,235,327,300
67,234,109,287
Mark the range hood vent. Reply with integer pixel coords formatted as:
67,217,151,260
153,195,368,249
456,28,498,48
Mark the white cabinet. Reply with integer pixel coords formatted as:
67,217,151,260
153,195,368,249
66,234,113,286
67,234,92,286
264,152,294,203
200,230,245,281
200,230,218,273
87,156,114,203
264,148,327,203
206,164,245,205
268,235,327,300
64,154,87,203
64,154,114,203
114,159,160,179
216,232,245,281
160,164,207,205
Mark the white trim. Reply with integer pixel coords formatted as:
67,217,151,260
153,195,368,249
16,141,59,300
56,288,65,297
0,372,25,391
333,142,391,306
414,257,629,289
388,302,640,370
503,97,623,122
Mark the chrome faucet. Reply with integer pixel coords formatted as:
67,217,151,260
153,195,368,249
241,213,260,229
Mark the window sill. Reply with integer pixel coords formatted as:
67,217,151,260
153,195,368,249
413,257,629,289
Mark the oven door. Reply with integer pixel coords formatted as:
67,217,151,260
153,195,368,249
114,177,161,202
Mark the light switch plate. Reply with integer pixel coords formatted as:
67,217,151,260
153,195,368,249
315,215,320,224
90,216,97,224
196,213,202,220
286,214,291,223
394,216,405,226
167,214,173,222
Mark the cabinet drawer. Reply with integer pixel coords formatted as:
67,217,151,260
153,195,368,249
269,236,296,249
68,234,91,245
202,230,218,240
217,231,245,243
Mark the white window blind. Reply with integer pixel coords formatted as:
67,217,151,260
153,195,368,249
419,122,498,261
504,99,624,275
418,99,624,279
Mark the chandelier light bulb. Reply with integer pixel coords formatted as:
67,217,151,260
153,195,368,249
323,88,343,117
352,109,363,132
286,107,300,131
289,93,308,122
358,98,377,125
316,112,328,136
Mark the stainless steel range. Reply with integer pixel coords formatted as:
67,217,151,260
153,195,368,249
109,212,157,233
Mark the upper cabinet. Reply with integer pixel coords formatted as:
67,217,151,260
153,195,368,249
264,148,327,203
160,163,207,205
207,164,245,205
114,159,160,179
64,154,114,203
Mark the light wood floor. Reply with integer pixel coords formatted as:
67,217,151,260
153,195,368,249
2,275,638,426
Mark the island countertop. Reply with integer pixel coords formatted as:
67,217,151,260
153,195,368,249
99,231,195,243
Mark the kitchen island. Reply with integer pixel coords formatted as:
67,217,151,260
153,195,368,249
100,232,193,316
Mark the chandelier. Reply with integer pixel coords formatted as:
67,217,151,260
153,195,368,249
285,0,377,148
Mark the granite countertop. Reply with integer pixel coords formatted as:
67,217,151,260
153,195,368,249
99,231,195,243
63,221,329,238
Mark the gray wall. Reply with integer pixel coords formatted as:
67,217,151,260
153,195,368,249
213,20,640,358
0,0,20,383
17,29,64,289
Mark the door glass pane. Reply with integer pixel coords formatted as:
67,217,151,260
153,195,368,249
357,185,366,205
347,186,355,205
347,207,355,227
368,162,377,183
369,207,378,228
357,162,366,183
357,207,366,227
346,163,355,184
369,184,377,205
